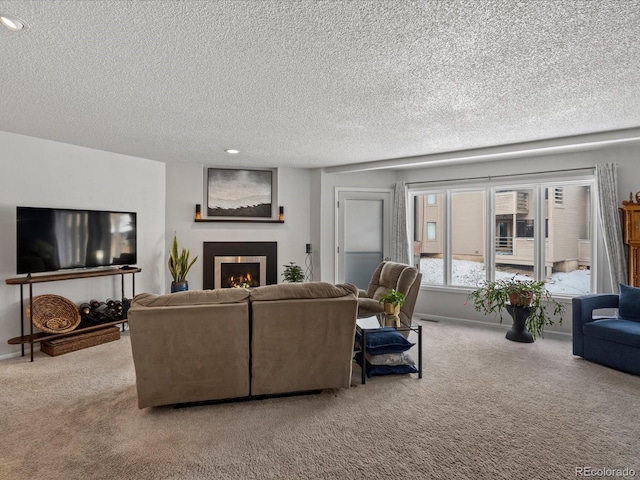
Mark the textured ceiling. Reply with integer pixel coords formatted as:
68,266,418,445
1,0,639,170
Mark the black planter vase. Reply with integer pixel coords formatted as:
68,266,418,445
505,305,534,343
171,281,189,293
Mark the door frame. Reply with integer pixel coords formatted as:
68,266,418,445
334,187,392,285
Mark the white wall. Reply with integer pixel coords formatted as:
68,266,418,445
0,132,166,359
164,163,311,291
396,143,640,336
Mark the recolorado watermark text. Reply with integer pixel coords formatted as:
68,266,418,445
576,467,636,477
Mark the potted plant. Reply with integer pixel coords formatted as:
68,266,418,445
467,276,565,341
168,235,197,293
378,289,405,316
282,262,304,283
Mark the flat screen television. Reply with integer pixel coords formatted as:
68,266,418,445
17,206,137,275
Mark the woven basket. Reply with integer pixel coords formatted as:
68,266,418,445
41,326,120,356
26,294,81,334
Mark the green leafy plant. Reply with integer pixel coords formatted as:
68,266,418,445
282,262,304,283
378,289,405,307
168,235,197,283
467,276,565,340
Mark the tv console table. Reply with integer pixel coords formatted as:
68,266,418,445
5,267,141,362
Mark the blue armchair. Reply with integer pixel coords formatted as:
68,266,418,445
572,289,640,376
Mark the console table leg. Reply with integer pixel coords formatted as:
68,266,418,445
19,284,25,357
418,324,422,378
29,281,34,362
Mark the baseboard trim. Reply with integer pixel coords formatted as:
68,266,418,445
0,349,33,361
413,312,572,340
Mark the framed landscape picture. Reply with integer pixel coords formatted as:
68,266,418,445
205,167,277,219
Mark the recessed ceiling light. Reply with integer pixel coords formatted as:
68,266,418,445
225,149,240,154
0,14,26,31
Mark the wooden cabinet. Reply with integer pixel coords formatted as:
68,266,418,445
629,247,640,287
621,194,640,286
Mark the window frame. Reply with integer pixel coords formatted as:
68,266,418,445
408,173,596,298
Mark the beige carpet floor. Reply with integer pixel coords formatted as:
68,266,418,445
1,320,639,480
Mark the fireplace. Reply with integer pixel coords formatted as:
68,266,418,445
203,242,277,289
215,256,266,288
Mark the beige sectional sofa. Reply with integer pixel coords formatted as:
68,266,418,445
128,282,358,408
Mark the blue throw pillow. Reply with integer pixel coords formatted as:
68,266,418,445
619,284,640,321
354,352,419,378
355,327,414,355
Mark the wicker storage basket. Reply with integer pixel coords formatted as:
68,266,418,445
26,294,81,334
41,326,120,356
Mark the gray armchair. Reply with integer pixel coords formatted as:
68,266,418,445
357,261,422,332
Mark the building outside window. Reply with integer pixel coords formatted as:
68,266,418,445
411,177,594,296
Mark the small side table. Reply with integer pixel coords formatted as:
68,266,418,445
355,316,422,385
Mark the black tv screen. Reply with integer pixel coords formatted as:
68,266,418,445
17,206,137,275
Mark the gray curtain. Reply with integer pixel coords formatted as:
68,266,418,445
391,181,410,264
595,163,627,292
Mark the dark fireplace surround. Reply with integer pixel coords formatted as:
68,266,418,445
203,242,277,290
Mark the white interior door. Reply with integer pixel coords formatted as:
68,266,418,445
336,189,391,289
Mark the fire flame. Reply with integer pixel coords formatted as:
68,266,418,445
227,272,257,288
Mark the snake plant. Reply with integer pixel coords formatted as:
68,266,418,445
168,235,197,282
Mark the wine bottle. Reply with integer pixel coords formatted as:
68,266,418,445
78,303,91,316
89,299,101,309
94,304,109,315
106,298,116,308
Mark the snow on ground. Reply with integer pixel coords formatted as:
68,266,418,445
419,258,590,296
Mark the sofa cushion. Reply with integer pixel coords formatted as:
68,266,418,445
582,318,640,348
356,327,415,355
132,289,250,307
618,284,640,321
250,282,357,302
354,352,418,377
366,351,415,366
357,297,384,314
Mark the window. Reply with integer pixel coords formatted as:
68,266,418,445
516,220,534,238
426,222,436,240
413,192,444,284
494,188,535,281
543,184,591,295
451,190,486,287
411,177,594,296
